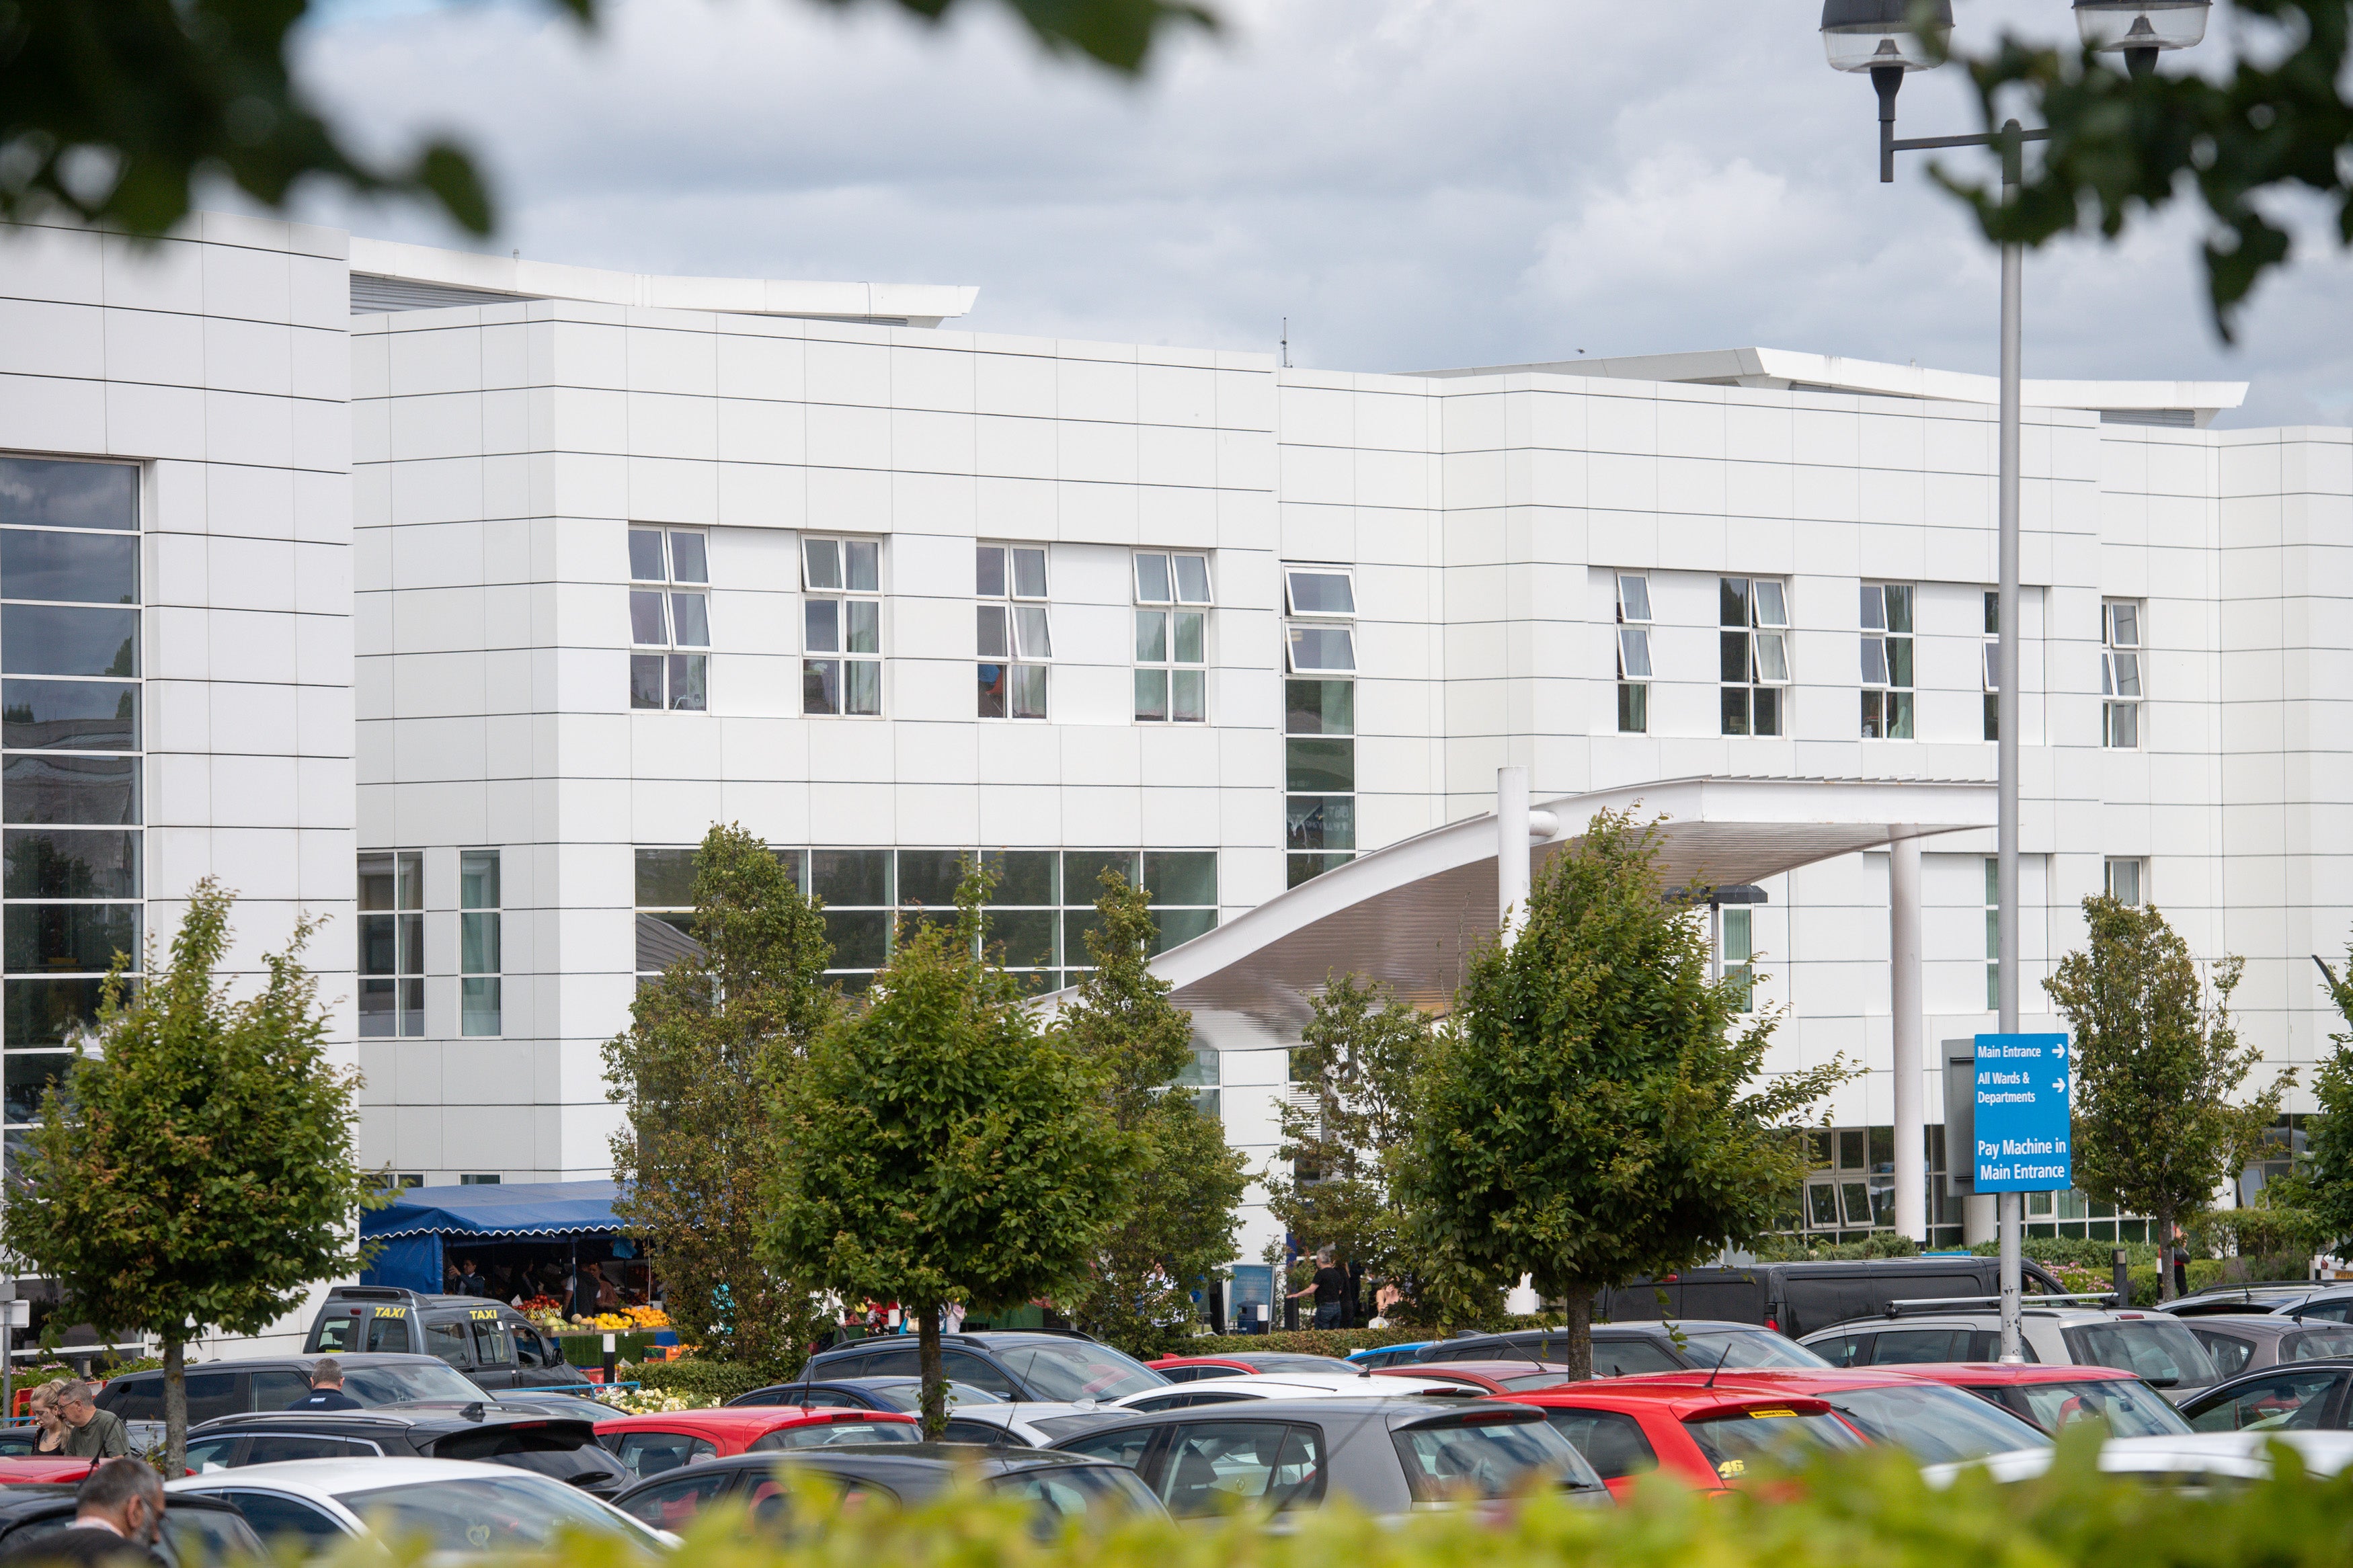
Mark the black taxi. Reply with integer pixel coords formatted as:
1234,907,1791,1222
304,1286,592,1393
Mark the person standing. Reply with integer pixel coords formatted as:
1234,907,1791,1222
54,1381,129,1461
452,1259,489,1298
0,1459,167,1567
284,1359,364,1411
27,1384,68,1456
1285,1248,1351,1330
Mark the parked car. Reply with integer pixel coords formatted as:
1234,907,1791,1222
303,1286,594,1392
182,1405,631,1497
611,1445,1166,1534
1046,1396,1609,1520
1343,1343,1440,1370
1923,1430,2353,1488
1515,1363,2052,1495
1799,1307,2222,1400
2176,1315,2353,1378
799,1331,1168,1405
1105,1370,1488,1413
0,1460,95,1486
0,1483,264,1568
1415,1321,1833,1375
168,1457,671,1556
2176,1356,2353,1434
97,1355,490,1428
1497,1383,1867,1499
1373,1362,1569,1395
487,1392,635,1425
2158,1282,2353,1321
727,1377,1090,1446
1597,1257,2071,1338
1882,1362,2192,1437
1148,1354,1346,1382
596,1408,919,1480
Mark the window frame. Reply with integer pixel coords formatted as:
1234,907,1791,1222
2104,857,2145,907
977,542,1051,720
627,526,711,714
1860,582,1915,740
1615,572,1652,735
1719,576,1790,737
1134,550,1211,724
458,848,502,1038
358,850,424,1038
801,535,883,719
2102,598,2143,749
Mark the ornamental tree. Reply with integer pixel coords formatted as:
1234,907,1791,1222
1056,870,1246,1356
2045,897,2288,1298
1404,809,1843,1378
764,860,1135,1437
604,823,836,1373
0,880,380,1476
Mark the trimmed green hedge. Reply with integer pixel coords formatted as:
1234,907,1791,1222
634,1358,775,1403
1181,1316,1564,1360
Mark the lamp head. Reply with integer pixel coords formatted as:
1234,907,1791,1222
2072,0,2210,53
1820,0,1954,74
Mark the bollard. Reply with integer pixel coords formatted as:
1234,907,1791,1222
2112,1247,2130,1307
601,1332,618,1384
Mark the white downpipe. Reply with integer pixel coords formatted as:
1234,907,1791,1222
1890,834,1925,1242
1498,766,1541,1317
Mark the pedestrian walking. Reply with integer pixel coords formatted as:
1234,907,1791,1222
54,1381,129,1461
27,1385,68,1456
1286,1247,1351,1329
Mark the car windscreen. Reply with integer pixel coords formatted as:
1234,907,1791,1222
994,1342,1166,1403
2062,1318,2221,1388
1389,1413,1603,1502
750,1421,922,1450
335,1472,664,1553
433,1426,619,1486
161,1506,267,1568
1681,1329,1830,1370
340,1362,489,1405
864,1380,1004,1411
2283,1327,2353,1362
1683,1406,1862,1482
1985,1378,2190,1438
1825,1384,2051,1462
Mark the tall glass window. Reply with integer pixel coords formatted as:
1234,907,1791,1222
459,850,501,1037
1723,907,1755,1012
802,536,881,717
1615,573,1652,734
1133,551,1210,723
1983,589,1999,741
1285,679,1355,889
358,852,424,1037
2102,600,2143,748
976,544,1049,719
1719,577,1789,737
628,527,709,712
1860,583,1914,739
2104,857,2145,907
1984,856,1999,1012
1,455,141,1139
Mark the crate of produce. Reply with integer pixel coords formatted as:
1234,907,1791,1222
556,1329,663,1368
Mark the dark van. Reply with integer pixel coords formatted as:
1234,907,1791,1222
303,1286,592,1392
1595,1256,2071,1339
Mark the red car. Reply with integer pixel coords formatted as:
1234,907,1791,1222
1146,1352,1347,1383
1881,1362,2190,1437
0,1458,95,1485
1372,1360,1570,1396
596,1407,918,1483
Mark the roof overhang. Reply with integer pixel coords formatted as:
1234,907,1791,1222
1133,776,1995,1048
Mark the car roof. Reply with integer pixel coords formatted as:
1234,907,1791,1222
673,1444,1112,1478
1151,1356,1257,1367
1502,1384,1843,1419
1139,1370,1467,1396
1383,1360,1561,1380
1073,1394,1506,1428
1878,1362,2145,1385
0,1487,248,1522
1609,1368,1972,1397
2182,1355,2353,1397
109,1353,456,1377
167,1456,532,1495
598,1408,914,1432
1803,1307,2128,1334
2177,1315,2331,1337
190,1402,593,1436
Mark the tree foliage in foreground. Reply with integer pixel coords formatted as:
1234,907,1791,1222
763,860,1135,1437
1057,870,1246,1356
0,0,1212,240
2043,895,2287,1301
0,880,377,1477
1938,1,2353,339
1404,809,1842,1378
606,823,834,1374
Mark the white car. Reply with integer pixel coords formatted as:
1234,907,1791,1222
168,1456,674,1556
1107,1370,1491,1413
1922,1430,2353,1488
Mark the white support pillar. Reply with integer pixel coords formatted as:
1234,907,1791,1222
1889,834,1925,1243
1498,766,1530,941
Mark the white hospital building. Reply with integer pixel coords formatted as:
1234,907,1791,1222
2,212,2347,1317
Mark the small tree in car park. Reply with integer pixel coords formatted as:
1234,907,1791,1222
1057,871,1247,1356
2044,897,2288,1301
605,823,838,1374
2268,946,2353,1259
1404,809,1844,1378
0,880,381,1478
763,859,1137,1438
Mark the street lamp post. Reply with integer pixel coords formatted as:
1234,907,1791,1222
1819,0,2206,1362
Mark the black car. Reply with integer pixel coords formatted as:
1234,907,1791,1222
97,1354,491,1426
181,1403,632,1497
1595,1257,2072,1338
2177,1356,2353,1434
1410,1321,1833,1376
303,1286,592,1392
0,1487,264,1568
2160,1283,2353,1323
611,1444,1165,1534
799,1332,1168,1404
733,1376,1002,1412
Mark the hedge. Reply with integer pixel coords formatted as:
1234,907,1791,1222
1179,1315,1566,1360
633,1358,775,1404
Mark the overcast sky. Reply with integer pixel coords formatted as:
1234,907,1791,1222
291,0,2353,427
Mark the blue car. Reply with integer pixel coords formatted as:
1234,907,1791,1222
1345,1342,1437,1369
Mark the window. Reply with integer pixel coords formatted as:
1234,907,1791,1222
977,544,1049,719
627,527,709,712
2102,600,2141,747
1719,577,1789,736
802,536,880,717
1723,907,1754,1011
1615,573,1651,733
1283,565,1355,675
2,456,142,1132
2104,858,2144,907
1984,857,1999,1012
358,851,423,1037
1159,1421,1324,1517
459,850,501,1036
1133,551,1209,723
1285,679,1354,888
1860,583,1913,739
1983,590,1999,741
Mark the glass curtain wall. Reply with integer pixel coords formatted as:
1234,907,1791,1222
0,456,142,1153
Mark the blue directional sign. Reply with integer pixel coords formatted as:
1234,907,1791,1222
1972,1032,2072,1193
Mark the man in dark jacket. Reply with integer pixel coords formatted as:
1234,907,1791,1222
284,1359,364,1411
0,1458,167,1567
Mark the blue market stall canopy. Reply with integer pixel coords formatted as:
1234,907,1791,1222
364,1181,623,1241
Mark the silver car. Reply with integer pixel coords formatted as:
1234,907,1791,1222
1800,1306,2222,1401
169,1456,671,1557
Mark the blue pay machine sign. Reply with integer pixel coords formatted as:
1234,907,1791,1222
1972,1032,2072,1193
